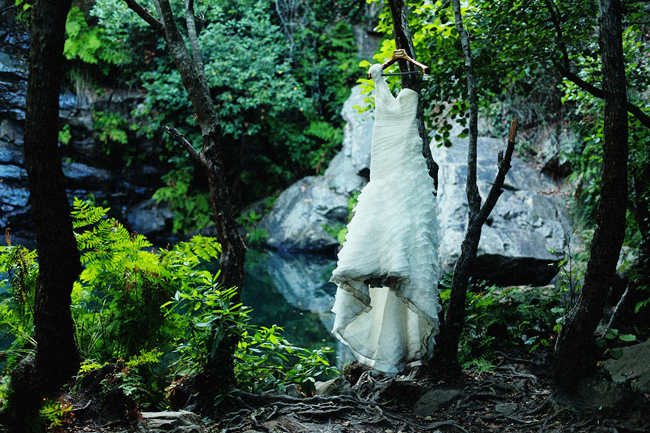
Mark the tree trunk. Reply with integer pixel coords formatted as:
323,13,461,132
552,0,628,403
386,0,438,191
124,0,246,405
4,0,82,429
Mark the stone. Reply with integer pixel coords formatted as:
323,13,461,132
258,176,348,251
62,162,114,189
125,199,175,236
494,402,518,415
250,249,337,313
141,410,206,433
413,388,462,415
0,164,25,180
315,376,354,396
576,378,627,410
534,122,573,178
602,339,650,394
0,52,27,121
0,182,29,207
0,119,24,145
431,133,572,285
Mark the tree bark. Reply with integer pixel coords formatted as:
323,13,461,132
386,0,438,191
552,0,628,403
4,0,82,429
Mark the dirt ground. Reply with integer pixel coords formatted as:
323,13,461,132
60,348,650,433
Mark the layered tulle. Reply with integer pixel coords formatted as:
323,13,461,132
330,64,441,375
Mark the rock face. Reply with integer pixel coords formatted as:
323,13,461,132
258,85,372,252
432,131,572,285
260,86,572,286
141,410,206,433
603,339,650,394
0,32,171,246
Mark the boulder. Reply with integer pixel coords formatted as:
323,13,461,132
432,133,572,285
125,199,175,236
0,182,29,209
260,85,571,286
414,388,462,415
258,176,349,252
141,410,206,433
0,52,27,121
62,161,114,189
602,339,650,394
315,376,355,396
254,249,337,313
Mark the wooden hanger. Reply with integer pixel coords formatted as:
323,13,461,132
367,49,431,79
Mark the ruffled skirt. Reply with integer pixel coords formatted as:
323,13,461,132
330,157,441,375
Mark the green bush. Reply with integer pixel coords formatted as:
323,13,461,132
0,199,338,411
439,274,563,372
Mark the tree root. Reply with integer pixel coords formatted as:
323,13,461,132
215,387,435,432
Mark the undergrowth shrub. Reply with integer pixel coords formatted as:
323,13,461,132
439,273,562,372
0,199,336,412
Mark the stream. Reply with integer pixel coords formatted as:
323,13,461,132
241,248,353,368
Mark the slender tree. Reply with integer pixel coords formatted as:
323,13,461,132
552,0,628,404
384,0,517,373
3,0,82,430
430,0,518,373
123,0,247,404
386,0,439,190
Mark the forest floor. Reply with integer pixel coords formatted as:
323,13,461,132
61,347,650,433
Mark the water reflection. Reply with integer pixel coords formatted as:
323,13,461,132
242,248,353,368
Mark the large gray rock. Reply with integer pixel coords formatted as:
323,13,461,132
432,133,572,285
257,249,338,313
62,161,114,189
414,388,462,415
603,339,650,393
0,52,27,121
125,199,175,236
259,176,349,251
261,85,571,286
141,410,206,433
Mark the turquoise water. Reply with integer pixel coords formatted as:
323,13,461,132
241,248,352,367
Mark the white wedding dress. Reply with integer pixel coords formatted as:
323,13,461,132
330,64,441,376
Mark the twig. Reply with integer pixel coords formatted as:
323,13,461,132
163,125,201,162
122,0,164,35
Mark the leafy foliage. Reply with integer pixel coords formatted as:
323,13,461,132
0,200,338,412
64,6,132,71
152,167,215,234
439,274,562,369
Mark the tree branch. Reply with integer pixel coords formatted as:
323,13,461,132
452,0,480,215
545,0,650,129
152,0,217,135
477,119,518,224
163,125,201,162
544,0,570,71
557,63,650,128
185,0,205,73
122,0,164,35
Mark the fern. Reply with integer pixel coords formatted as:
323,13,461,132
64,6,131,67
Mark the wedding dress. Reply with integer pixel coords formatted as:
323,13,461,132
330,64,441,376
